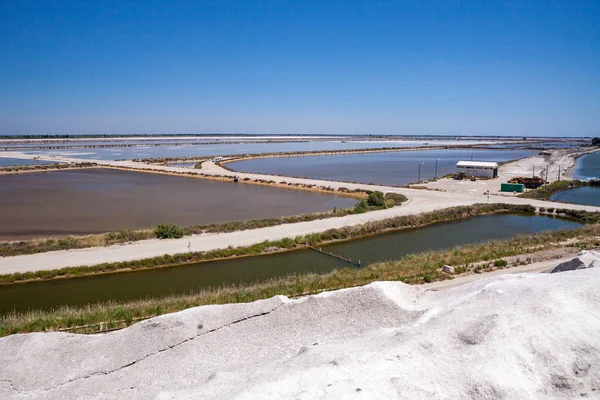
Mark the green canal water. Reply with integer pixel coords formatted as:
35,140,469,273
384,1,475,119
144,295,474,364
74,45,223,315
0,213,582,314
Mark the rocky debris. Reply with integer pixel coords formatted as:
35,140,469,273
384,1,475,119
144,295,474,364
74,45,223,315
442,265,455,274
551,250,600,273
1,267,600,399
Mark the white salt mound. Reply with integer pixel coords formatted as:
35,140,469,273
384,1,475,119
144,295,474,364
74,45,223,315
1,265,600,399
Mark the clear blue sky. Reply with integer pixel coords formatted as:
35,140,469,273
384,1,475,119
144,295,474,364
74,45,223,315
1,1,598,136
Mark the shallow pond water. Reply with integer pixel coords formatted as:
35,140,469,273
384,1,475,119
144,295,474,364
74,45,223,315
0,158,57,167
0,168,355,239
550,186,600,207
229,149,537,186
18,139,495,160
574,151,600,180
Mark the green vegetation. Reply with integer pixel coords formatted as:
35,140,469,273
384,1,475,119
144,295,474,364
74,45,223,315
384,192,408,206
354,190,407,213
353,199,369,213
493,259,508,267
1,224,598,337
0,203,560,284
0,162,97,173
518,180,585,200
553,209,600,224
367,191,386,207
592,137,600,146
154,224,185,239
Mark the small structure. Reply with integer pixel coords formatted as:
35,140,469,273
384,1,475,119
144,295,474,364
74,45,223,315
456,161,499,178
500,183,525,193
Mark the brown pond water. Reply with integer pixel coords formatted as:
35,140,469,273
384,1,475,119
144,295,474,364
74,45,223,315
0,168,355,239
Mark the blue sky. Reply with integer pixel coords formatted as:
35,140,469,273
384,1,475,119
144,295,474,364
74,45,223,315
1,1,598,136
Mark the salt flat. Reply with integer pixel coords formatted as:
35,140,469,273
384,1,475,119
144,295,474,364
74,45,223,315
1,261,599,399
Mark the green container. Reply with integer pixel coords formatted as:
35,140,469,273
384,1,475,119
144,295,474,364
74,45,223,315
501,183,525,193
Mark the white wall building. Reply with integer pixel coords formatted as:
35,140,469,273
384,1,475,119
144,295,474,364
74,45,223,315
456,161,499,178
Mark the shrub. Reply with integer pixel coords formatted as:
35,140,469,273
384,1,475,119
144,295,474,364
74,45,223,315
539,207,546,213
367,191,386,207
384,192,408,207
494,259,508,267
154,224,185,239
547,208,555,213
354,200,369,214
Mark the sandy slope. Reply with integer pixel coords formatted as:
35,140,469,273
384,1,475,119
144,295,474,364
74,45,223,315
1,264,599,399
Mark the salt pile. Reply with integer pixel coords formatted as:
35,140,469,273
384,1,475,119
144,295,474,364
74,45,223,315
1,262,600,399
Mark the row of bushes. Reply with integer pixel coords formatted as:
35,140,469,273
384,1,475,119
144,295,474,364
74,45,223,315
0,162,98,173
537,207,600,223
354,191,408,213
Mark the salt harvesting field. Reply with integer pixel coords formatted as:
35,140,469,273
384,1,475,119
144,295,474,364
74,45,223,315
16,138,492,160
227,148,537,186
0,167,355,239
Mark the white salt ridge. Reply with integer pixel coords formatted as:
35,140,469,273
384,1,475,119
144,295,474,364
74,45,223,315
1,265,600,399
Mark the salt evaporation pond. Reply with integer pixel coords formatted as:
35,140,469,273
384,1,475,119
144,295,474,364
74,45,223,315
550,186,600,207
574,151,600,180
229,149,537,186
0,158,57,167
549,151,600,206
0,213,582,314
19,139,495,161
0,168,355,239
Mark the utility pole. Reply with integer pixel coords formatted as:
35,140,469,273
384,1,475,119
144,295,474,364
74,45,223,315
533,165,535,178
558,166,561,182
545,166,548,182
434,159,439,179
418,162,422,182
